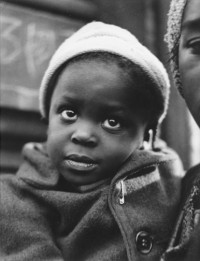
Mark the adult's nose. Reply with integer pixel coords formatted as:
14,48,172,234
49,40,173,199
71,121,98,147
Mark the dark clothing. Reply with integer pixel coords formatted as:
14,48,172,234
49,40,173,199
162,164,200,261
0,142,184,261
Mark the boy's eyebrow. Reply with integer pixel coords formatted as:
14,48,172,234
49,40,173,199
57,95,83,106
100,104,126,113
57,95,127,111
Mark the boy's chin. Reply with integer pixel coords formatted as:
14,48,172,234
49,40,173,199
60,169,101,186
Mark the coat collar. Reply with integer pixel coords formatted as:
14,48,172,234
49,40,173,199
17,141,183,192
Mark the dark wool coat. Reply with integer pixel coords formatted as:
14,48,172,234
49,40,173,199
162,164,200,261
0,142,184,261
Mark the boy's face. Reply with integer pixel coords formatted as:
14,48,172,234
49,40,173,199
47,59,147,185
179,0,200,127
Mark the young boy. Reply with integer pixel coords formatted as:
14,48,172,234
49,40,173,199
0,22,184,261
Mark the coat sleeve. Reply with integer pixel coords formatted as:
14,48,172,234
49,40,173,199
161,165,200,261
0,175,64,261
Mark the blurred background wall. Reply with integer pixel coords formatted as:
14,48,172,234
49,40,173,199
1,0,199,174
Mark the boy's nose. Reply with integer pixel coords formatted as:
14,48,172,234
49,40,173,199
71,123,97,147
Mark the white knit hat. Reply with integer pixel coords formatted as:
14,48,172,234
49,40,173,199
39,21,170,123
165,0,187,95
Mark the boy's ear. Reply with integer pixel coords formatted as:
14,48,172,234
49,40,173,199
140,129,153,150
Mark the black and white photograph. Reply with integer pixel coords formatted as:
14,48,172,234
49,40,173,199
0,0,200,260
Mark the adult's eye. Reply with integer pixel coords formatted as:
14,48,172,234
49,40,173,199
60,109,77,121
102,118,122,131
187,38,200,54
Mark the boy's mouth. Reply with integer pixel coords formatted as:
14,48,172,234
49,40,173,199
64,154,98,172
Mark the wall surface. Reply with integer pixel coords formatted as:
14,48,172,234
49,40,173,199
0,0,97,173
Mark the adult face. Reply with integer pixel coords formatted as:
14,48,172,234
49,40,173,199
47,60,147,186
179,0,200,128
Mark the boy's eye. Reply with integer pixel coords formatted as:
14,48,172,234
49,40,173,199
60,109,77,121
102,118,122,131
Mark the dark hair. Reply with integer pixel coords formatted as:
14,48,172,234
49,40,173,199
46,52,163,134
